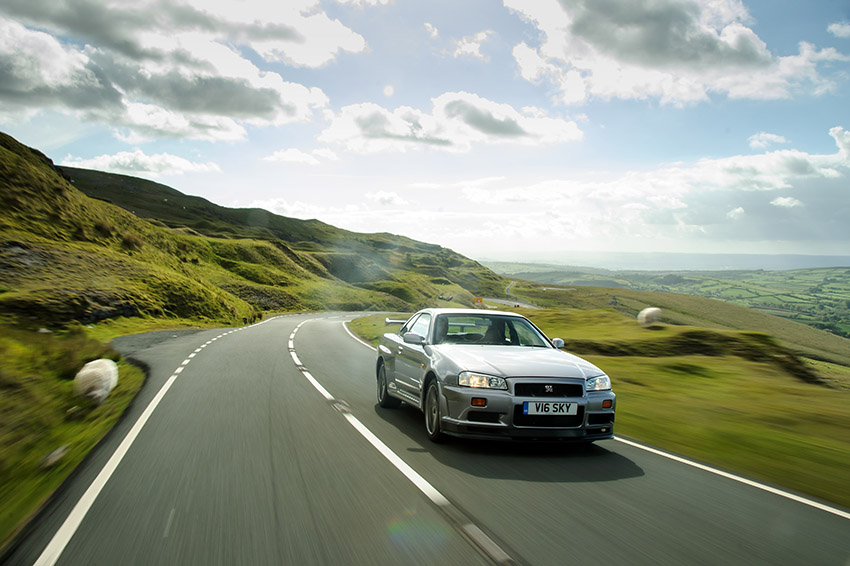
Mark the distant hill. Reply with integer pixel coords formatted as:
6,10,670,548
487,260,850,339
503,278,850,369
0,131,505,329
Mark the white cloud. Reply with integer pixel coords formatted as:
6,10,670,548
727,207,745,219
828,22,850,38
61,149,220,177
436,126,850,249
248,197,358,220
366,191,408,206
319,91,582,153
312,148,339,161
506,0,850,105
337,0,392,5
771,196,803,208
424,22,439,39
748,132,789,149
263,148,321,165
0,1,354,140
452,31,492,60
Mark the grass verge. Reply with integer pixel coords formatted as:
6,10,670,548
0,325,145,551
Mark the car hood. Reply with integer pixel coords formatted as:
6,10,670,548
432,345,604,379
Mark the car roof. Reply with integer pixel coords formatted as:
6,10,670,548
417,307,524,318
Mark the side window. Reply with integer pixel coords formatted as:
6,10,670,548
398,314,420,336
410,313,431,340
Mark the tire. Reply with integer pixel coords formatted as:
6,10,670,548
424,381,445,443
377,364,401,408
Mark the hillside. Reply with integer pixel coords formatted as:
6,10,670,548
508,281,850,371
0,132,506,330
486,260,850,338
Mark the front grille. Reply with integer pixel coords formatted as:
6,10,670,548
514,382,583,397
468,411,501,423
513,405,585,427
587,413,615,425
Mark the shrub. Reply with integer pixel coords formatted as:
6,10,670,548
121,232,143,251
93,220,114,237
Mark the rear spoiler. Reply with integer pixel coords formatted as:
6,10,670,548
385,318,407,325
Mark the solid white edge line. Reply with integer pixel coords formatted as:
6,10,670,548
342,321,377,351
341,318,850,523
614,437,850,521
33,373,180,566
32,319,286,566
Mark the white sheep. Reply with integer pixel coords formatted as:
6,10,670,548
637,307,662,327
73,359,118,405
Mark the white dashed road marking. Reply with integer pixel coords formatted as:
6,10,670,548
289,319,515,565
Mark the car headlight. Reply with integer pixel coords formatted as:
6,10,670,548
458,371,507,390
586,374,611,391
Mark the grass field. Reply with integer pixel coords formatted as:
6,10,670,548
348,309,850,510
0,326,146,549
486,261,850,338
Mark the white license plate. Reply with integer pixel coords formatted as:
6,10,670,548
522,401,577,415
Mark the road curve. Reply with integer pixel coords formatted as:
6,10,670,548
4,313,849,565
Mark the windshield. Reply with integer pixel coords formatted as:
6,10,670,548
433,314,550,347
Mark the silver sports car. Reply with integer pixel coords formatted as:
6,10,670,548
375,308,616,442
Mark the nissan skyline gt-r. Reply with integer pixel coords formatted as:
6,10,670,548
375,308,616,442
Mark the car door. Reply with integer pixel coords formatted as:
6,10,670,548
394,312,431,403
382,314,418,382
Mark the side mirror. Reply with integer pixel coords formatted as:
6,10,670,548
403,332,426,345
552,338,565,349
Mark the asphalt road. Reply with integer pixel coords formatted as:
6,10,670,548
4,312,850,565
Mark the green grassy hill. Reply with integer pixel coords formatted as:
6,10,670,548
486,260,850,338
1,132,507,331
509,283,850,370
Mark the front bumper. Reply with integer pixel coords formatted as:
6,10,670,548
439,380,616,441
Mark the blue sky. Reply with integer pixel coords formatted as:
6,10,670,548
1,0,848,264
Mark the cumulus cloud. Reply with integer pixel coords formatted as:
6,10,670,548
424,23,439,39
263,148,321,165
452,31,493,60
248,197,357,220
771,196,803,208
337,0,392,5
828,23,850,38
318,91,582,153
0,0,360,140
235,129,850,254
506,0,850,105
443,126,850,248
61,149,220,177
366,191,408,206
312,148,339,161
0,18,122,111
748,132,789,149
